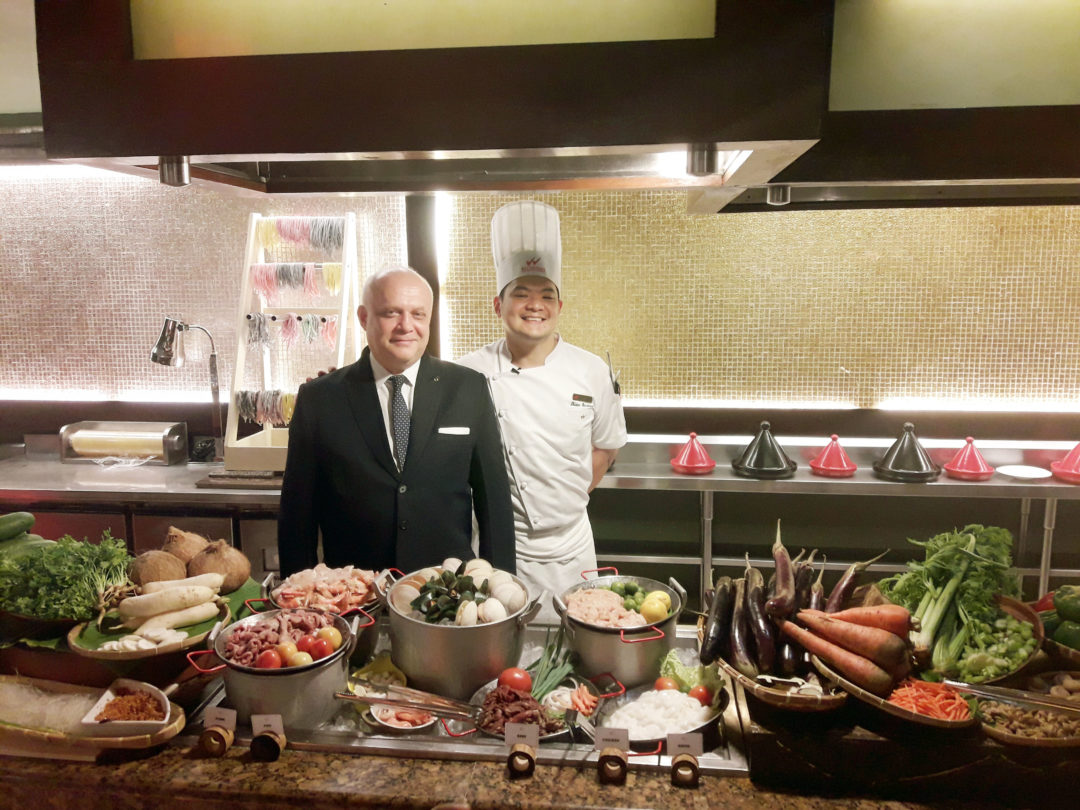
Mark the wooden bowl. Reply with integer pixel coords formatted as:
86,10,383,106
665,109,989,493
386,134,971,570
811,656,976,730
67,601,230,661
696,616,846,712
982,595,1045,684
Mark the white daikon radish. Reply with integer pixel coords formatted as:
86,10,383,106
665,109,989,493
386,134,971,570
142,573,225,594
134,600,220,637
117,585,216,619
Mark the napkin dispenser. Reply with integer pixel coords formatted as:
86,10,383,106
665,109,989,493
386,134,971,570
60,421,188,465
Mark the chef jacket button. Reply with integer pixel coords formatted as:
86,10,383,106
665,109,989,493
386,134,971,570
399,520,408,530
520,481,528,490
498,409,506,418
508,446,516,455
398,485,407,494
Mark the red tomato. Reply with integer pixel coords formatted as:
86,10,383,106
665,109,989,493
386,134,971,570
654,677,679,691
309,638,334,660
1035,591,1056,612
497,667,532,692
255,649,282,669
688,685,712,706
295,634,318,654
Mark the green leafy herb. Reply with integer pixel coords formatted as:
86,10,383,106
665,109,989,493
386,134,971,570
0,532,131,620
525,626,577,702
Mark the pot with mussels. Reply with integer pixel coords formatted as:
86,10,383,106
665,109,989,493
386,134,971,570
381,557,543,700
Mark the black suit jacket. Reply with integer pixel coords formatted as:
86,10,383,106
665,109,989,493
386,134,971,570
277,349,515,576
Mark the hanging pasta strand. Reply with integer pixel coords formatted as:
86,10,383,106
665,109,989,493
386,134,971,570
281,392,296,425
309,217,344,254
302,263,320,298
277,262,305,291
256,218,280,250
321,262,342,295
276,217,311,245
252,263,278,302
300,313,320,343
245,313,270,348
279,313,301,348
235,391,258,424
320,315,339,349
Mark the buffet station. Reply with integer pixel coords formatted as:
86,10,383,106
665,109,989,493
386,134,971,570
1,510,1078,806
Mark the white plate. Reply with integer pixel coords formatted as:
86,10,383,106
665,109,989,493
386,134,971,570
996,465,1052,481
79,679,171,737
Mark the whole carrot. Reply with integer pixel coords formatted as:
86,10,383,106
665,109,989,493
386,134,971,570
826,604,914,637
796,610,907,669
779,619,894,697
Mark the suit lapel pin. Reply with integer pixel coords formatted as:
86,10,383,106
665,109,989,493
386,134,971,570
432,376,439,382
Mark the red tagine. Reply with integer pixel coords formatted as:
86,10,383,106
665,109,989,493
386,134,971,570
944,437,995,481
671,432,716,475
809,435,857,478
1050,442,1080,484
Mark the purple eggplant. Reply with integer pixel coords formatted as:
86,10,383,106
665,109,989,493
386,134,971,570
744,555,776,673
728,577,759,679
699,576,733,665
777,638,800,677
764,521,796,620
808,556,827,612
824,549,889,613
793,549,818,611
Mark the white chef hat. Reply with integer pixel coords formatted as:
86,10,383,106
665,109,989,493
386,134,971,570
491,200,562,297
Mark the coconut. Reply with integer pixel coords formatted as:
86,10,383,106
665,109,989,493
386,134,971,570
161,526,209,563
186,540,251,593
130,550,187,587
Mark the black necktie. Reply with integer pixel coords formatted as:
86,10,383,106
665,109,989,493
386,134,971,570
389,374,410,469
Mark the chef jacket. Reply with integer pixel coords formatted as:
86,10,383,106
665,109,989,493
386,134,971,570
457,337,627,560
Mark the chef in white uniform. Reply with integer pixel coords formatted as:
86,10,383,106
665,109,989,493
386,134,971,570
458,200,627,623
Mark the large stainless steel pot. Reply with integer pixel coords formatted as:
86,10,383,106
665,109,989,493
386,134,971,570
381,570,543,700
187,608,362,730
553,575,686,688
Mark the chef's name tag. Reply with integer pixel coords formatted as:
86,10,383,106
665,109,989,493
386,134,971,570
204,706,237,731
251,713,285,737
666,732,703,757
570,393,594,408
594,727,629,750
504,722,539,749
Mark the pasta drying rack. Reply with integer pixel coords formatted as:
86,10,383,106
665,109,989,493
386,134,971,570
224,212,359,471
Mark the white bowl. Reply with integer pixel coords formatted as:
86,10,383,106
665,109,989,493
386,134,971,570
369,704,436,732
79,678,170,737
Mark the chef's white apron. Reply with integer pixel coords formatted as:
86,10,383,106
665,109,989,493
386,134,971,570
515,511,596,625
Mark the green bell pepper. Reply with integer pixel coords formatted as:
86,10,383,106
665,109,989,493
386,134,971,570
1052,619,1080,651
1040,609,1061,637
1053,585,1080,623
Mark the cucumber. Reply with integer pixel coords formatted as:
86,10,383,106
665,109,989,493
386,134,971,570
0,532,53,560
0,512,34,542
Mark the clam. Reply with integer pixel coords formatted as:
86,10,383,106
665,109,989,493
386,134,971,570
455,599,478,626
492,582,527,614
401,573,428,590
391,583,421,614
415,567,440,584
483,570,513,591
478,597,508,624
442,557,463,574
463,558,493,577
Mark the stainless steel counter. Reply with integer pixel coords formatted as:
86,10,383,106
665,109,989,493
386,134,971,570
1,436,1077,596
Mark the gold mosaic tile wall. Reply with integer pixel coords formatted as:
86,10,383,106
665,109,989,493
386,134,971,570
443,192,1080,408
0,173,405,400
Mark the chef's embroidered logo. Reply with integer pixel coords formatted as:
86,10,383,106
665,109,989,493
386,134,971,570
522,256,546,274
570,393,594,407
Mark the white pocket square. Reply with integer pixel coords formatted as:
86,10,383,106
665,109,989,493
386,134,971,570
438,426,470,435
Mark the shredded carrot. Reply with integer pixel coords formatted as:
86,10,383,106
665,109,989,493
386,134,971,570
886,678,970,721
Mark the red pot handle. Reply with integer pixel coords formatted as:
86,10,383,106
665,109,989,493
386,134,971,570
440,718,477,738
589,673,626,699
186,648,226,674
580,566,618,580
629,741,662,758
620,625,665,644
244,597,273,614
339,605,376,629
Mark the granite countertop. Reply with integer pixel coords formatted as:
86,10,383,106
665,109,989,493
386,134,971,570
0,745,1018,810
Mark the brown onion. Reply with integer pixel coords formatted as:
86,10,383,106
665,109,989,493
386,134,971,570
130,550,187,587
187,540,251,593
161,526,209,563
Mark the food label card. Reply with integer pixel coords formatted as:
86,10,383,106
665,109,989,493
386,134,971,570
595,727,629,751
667,732,703,757
250,714,285,737
204,706,237,731
503,722,539,749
